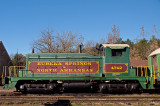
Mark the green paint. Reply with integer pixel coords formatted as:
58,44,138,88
4,44,150,90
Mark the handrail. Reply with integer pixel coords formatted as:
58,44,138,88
3,66,34,79
158,64,160,77
8,66,26,77
136,66,153,84
18,69,34,77
137,68,138,76
151,66,152,77
153,66,156,84
145,67,148,83
2,66,8,85
137,65,157,85
141,66,143,77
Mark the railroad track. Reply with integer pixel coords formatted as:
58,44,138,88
1,95,160,104
1,91,160,105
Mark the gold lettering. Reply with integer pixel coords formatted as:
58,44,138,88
82,69,85,72
120,66,122,69
45,62,49,65
63,66,66,69
77,69,81,72
80,62,83,65
72,62,74,65
51,62,53,65
64,69,68,72
42,62,43,65
36,61,97,73
69,61,72,65
60,69,64,72
58,62,62,65
69,69,72,72
84,62,87,65
50,62,52,65
37,69,40,72
88,62,91,65
111,67,114,69
44,69,48,72
86,69,89,72
111,66,123,70
53,69,57,72
74,69,77,72
49,69,52,72
65,62,68,65
54,62,57,65
37,62,41,65
41,69,44,72
90,69,93,72
77,62,80,65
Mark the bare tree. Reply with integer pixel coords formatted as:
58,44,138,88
99,37,107,44
107,24,120,44
83,41,99,56
33,29,57,53
33,29,83,53
152,25,157,38
140,25,145,39
148,25,159,55
56,31,83,53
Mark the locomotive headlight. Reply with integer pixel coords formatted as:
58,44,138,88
20,85,24,90
57,80,63,83
105,81,110,82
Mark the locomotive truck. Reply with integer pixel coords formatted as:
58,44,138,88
2,44,159,93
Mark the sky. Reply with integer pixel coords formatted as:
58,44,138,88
0,0,160,55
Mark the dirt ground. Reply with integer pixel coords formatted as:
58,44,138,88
1,86,160,106
0,86,15,92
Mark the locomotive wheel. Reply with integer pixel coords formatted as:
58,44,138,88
21,86,27,94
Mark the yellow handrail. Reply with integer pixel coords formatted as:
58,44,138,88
2,66,9,85
8,66,26,77
145,67,148,83
158,64,160,77
153,66,156,84
151,66,152,77
141,66,143,77
137,66,154,84
137,67,138,76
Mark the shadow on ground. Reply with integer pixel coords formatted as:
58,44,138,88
44,100,71,106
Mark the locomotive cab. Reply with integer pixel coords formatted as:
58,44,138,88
99,44,141,93
100,44,130,76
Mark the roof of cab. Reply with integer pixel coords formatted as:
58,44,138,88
149,48,160,57
102,44,129,48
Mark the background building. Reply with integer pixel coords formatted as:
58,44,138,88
0,41,12,85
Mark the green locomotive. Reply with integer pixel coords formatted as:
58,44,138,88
3,44,156,93
148,48,160,90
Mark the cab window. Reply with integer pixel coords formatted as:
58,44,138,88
112,48,126,57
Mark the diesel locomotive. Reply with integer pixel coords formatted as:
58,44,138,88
2,44,160,93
